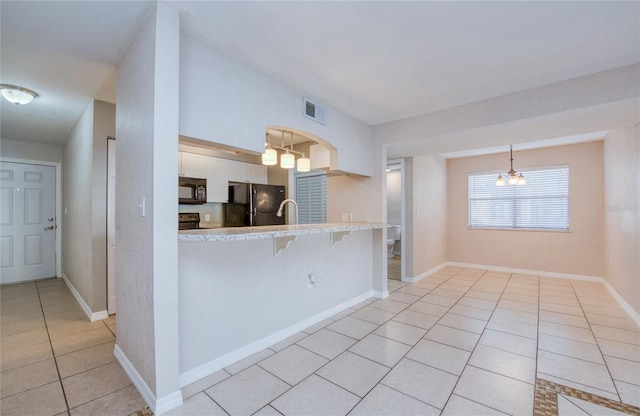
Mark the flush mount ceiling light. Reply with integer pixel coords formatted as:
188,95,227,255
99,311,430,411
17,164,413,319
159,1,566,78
496,145,526,186
0,84,38,105
262,130,311,172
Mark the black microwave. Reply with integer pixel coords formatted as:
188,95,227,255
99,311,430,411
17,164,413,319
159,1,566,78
179,176,207,204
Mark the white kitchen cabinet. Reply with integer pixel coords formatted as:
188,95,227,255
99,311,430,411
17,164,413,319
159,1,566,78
205,157,230,202
310,144,331,170
226,160,248,184
179,152,206,178
204,157,268,202
247,163,267,184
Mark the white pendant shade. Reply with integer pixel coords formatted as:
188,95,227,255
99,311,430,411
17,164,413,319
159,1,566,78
280,152,295,169
508,174,518,185
261,148,277,165
496,174,506,186
0,84,38,105
517,173,526,185
296,157,311,172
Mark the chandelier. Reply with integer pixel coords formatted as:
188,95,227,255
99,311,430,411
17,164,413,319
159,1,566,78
496,145,526,186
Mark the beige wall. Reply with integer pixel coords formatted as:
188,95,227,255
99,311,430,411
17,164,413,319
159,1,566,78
604,125,640,313
406,154,448,278
447,141,605,277
62,100,115,313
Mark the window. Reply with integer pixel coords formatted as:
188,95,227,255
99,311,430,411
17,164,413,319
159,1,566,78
468,166,569,230
295,173,327,224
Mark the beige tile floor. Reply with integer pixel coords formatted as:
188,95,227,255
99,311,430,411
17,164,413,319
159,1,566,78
174,266,640,416
0,277,146,416
3,267,640,416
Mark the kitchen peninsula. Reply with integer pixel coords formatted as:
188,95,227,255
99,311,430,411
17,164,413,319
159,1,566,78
177,222,386,386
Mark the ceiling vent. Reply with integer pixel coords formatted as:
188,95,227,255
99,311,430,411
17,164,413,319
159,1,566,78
303,98,327,125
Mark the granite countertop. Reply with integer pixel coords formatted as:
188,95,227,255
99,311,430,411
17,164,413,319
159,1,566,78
178,222,387,242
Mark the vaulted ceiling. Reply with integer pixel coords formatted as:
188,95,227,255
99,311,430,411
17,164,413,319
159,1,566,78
1,1,638,146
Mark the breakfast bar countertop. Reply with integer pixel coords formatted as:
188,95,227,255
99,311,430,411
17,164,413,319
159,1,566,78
178,222,388,242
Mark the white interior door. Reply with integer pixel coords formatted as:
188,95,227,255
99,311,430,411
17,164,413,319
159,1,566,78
107,138,116,314
1,162,56,283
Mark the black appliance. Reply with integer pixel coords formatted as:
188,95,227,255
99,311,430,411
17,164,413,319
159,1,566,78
226,183,286,226
178,212,200,230
179,176,207,204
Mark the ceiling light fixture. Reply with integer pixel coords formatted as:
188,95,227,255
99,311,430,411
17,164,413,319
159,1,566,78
261,134,277,165
0,84,38,105
496,145,526,186
261,130,311,172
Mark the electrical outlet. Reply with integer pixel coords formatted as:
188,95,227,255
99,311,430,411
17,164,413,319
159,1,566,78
342,213,353,222
307,274,317,289
205,214,211,221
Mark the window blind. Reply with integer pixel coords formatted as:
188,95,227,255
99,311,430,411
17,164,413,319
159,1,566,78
468,166,569,230
296,173,327,224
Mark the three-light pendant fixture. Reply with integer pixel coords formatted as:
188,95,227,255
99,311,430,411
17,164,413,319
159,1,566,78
262,130,310,172
496,145,526,186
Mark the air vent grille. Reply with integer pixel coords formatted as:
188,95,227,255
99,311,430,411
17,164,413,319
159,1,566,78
303,98,327,125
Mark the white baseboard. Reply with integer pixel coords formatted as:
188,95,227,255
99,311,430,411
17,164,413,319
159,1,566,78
600,280,640,327
403,262,448,283
445,262,603,282
373,290,389,299
114,344,183,415
61,273,109,321
179,290,374,388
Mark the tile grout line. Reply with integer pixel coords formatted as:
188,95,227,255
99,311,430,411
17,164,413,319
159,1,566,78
34,280,72,414
568,278,623,402
437,269,512,414
533,272,543,416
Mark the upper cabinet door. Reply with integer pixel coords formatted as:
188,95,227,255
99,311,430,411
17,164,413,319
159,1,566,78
206,157,230,203
247,163,267,184
180,152,206,178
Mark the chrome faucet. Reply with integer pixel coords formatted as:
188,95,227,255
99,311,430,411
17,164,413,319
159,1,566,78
277,199,298,225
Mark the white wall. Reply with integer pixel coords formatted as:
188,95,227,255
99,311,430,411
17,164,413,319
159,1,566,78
386,170,401,225
447,141,605,277
178,230,373,381
179,34,373,177
62,100,114,313
377,64,640,156
604,124,640,314
0,138,63,163
115,3,181,412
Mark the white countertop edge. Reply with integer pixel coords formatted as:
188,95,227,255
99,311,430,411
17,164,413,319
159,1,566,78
178,222,388,242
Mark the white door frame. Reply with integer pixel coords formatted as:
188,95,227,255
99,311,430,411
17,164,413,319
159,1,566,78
107,137,116,314
0,157,62,278
386,158,406,281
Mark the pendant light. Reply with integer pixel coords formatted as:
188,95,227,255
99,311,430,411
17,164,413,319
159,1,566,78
496,145,525,186
295,131,311,172
262,129,312,171
296,156,311,172
0,84,38,105
261,134,277,165
280,131,295,169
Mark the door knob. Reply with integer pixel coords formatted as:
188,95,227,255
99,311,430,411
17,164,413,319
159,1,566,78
44,225,57,230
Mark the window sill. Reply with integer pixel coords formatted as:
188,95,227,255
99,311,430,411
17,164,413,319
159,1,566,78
467,227,571,233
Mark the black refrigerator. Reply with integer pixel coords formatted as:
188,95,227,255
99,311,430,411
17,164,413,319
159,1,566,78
226,183,286,226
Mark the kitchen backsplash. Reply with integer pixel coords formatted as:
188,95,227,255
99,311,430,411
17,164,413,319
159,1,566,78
179,202,224,228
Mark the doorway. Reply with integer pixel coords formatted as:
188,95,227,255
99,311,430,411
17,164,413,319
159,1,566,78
1,161,57,283
107,138,116,314
386,160,404,281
